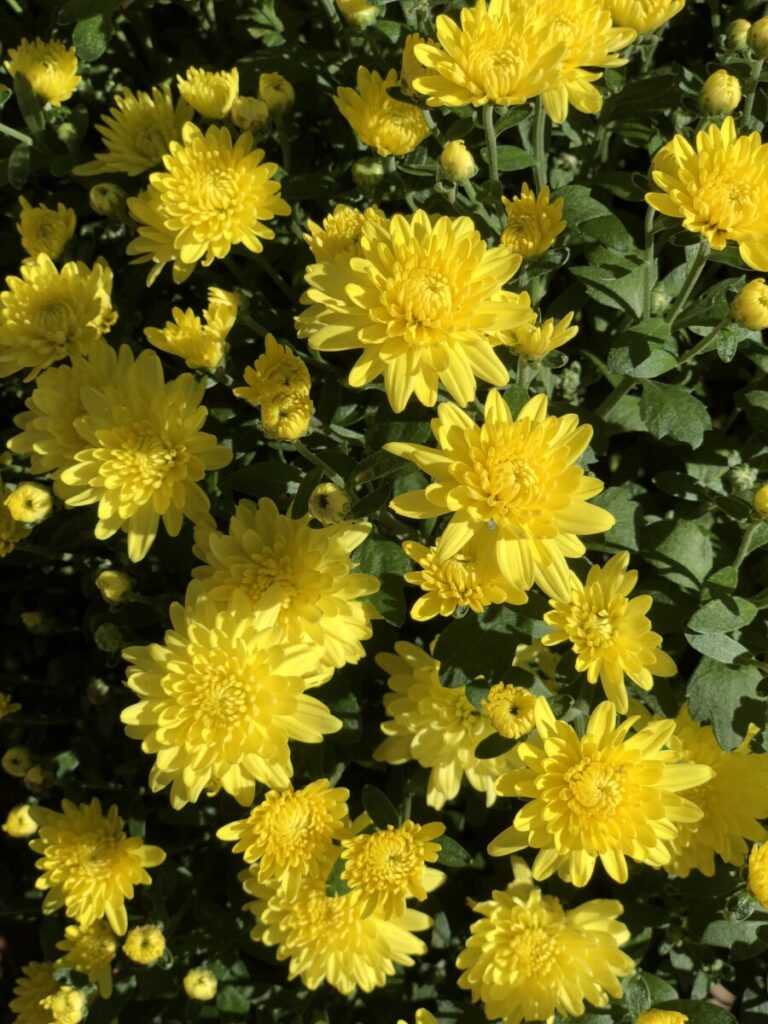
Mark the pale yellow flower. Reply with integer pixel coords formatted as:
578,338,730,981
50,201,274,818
5,37,80,106
17,197,76,260
176,66,239,118
335,67,430,157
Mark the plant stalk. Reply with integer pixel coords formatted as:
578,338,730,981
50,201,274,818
482,103,499,182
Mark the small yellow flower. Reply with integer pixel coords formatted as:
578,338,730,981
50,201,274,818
94,570,132,605
0,692,22,719
753,483,768,518
56,921,118,998
337,0,379,27
10,962,60,1023
176,66,239,118
699,69,741,114
502,183,566,258
2,745,32,777
482,684,537,740
123,924,166,965
89,182,128,218
5,37,80,106
231,95,269,132
259,71,295,116
604,0,685,34
0,499,27,557
636,1012,689,1024
2,804,38,838
731,279,768,331
234,333,310,406
749,842,768,907
144,308,225,371
4,483,52,524
184,967,218,1001
400,33,428,96
510,312,578,360
308,482,351,524
440,139,478,182
17,197,76,260
303,203,386,263
205,287,240,335
727,18,752,50
261,388,313,440
748,16,768,58
40,985,87,1024
335,67,430,158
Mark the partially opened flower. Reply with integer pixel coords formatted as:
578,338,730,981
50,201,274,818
176,66,239,118
303,203,386,262
501,184,566,258
606,0,686,34
509,313,578,360
483,684,538,740
17,198,76,260
56,920,118,997
5,38,80,106
9,962,61,1024
335,67,430,157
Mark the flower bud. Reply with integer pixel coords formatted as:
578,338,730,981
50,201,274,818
24,764,52,793
230,95,269,132
753,483,768,518
56,122,78,145
439,139,478,183
94,622,124,653
308,482,351,525
87,677,110,705
337,0,378,27
184,967,218,1001
2,803,38,838
89,182,128,219
4,482,52,524
748,16,768,58
699,70,741,114
749,842,768,908
21,610,51,634
124,924,167,965
259,72,294,117
95,569,133,605
730,463,758,492
727,18,751,50
261,390,312,441
352,156,385,193
2,746,33,777
731,278,768,330
42,988,86,1024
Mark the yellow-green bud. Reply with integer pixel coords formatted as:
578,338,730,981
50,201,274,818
308,482,351,525
2,746,33,778
89,182,128,218
753,483,768,518
439,139,478,183
94,622,124,653
351,156,384,193
748,16,768,58
259,72,294,117
230,95,269,132
336,0,378,27
183,967,218,1001
731,278,768,331
699,69,741,114
4,482,52,524
727,18,751,50
95,569,132,605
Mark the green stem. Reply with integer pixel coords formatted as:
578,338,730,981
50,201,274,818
640,33,661,74
667,241,710,327
318,0,342,27
643,206,655,319
516,357,532,389
735,521,760,568
0,122,33,145
292,439,345,487
422,108,445,145
681,316,729,365
482,103,499,182
253,253,294,301
743,57,765,128
595,377,634,419
533,98,547,191
459,178,499,231
241,312,270,336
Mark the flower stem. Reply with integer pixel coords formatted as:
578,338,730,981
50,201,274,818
293,439,345,487
0,123,32,145
743,57,765,128
667,241,710,327
533,98,547,191
483,103,499,182
643,206,655,319
595,377,634,419
422,108,445,145
319,0,342,27
681,316,730,365
253,253,294,301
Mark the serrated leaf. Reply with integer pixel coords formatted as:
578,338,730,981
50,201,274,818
688,597,757,633
685,631,748,663
699,919,768,960
73,13,112,62
687,657,764,751
362,784,399,828
640,381,711,448
481,144,535,171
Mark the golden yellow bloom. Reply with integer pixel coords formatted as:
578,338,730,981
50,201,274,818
56,921,118,997
699,69,741,114
298,211,533,413
647,118,768,270
483,684,537,740
541,551,677,713
89,182,128,218
0,496,27,556
308,482,351,524
490,699,713,886
217,779,350,897
748,16,768,58
184,967,218,1001
41,984,86,1024
205,287,240,334
749,843,768,907
4,483,52,524
261,389,313,440
122,587,341,808
731,278,768,330
636,1013,688,1024
2,803,38,837
94,570,132,605
176,66,239,118
230,94,269,132
604,0,684,33
30,798,165,934
510,313,578,360
123,924,166,965
259,72,295,116
337,0,378,27
502,184,566,258
727,18,752,50
401,33,428,95
386,391,614,599
303,203,386,263
58,347,232,562
0,691,22,719
0,254,115,380
334,67,430,157
341,820,445,917
10,962,60,1024
17,198,76,260
75,84,191,177
3,745,33,776
234,333,310,406
440,139,478,182
191,497,379,683
403,536,527,620
753,483,768,517
127,123,290,284
144,307,226,371
5,38,80,106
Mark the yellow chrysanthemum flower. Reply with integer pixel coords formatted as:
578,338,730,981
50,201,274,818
731,278,768,331
29,798,166,934
176,66,239,119
334,67,430,157
191,497,379,683
2,745,32,776
341,820,446,917
260,388,313,440
217,779,350,897
385,391,614,600
502,184,566,258
303,203,386,262
403,536,527,620
699,69,741,115
541,551,677,713
456,859,634,1024
57,347,232,562
17,198,76,261
440,139,478,183
412,1,565,107
10,962,60,1024
298,211,533,413
205,286,239,334
259,72,295,117
123,924,166,965
2,803,37,837
184,967,218,1001
5,38,80,106
75,84,191,176
490,699,713,886
41,986,85,1024
230,94,269,132
94,569,132,605
400,33,428,95
605,0,685,34
748,842,768,908
483,684,537,740
636,1013,688,1024
375,642,516,810
646,118,768,270
121,587,341,808
5,482,53,525
144,289,238,371
127,123,291,284
0,254,116,380
0,691,22,719
56,920,118,997
234,333,311,406
509,312,578,361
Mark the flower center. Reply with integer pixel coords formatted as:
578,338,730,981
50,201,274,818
571,604,617,650
565,758,624,810
440,553,477,596
467,28,526,98
36,300,72,339
513,926,557,972
103,432,185,496
483,445,542,516
200,168,238,211
135,124,169,160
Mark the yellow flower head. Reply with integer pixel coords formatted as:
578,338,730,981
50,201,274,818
341,820,446,917
401,33,428,96
5,482,53,525
123,924,166,965
10,962,60,1023
121,587,342,808
191,497,379,683
337,0,379,27
605,0,685,33
303,203,386,263
94,569,132,605
261,388,313,440
234,333,310,406
184,967,218,1001
440,139,478,182
298,211,533,413
456,860,634,1024
502,184,566,258
727,18,752,50
334,67,430,157
75,84,191,177
542,551,677,713
3,744,33,776
2,803,37,837
30,798,165,935
375,642,516,810
386,391,614,599
0,692,22,719
5,38,80,106
308,482,352,525
17,198,76,260
510,312,578,360
56,920,118,998
754,483,768,518
259,72,295,116
205,286,240,335
749,17,768,58
749,843,768,908
647,118,768,270
731,278,768,331
230,94,269,132
41,985,88,1024
490,699,713,886
0,254,116,380
403,536,527,620
127,123,291,284
144,308,223,370
483,684,537,740
636,1013,689,1024
177,66,239,119
217,779,350,897
0,499,27,556
699,69,741,115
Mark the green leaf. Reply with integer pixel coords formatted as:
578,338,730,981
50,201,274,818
482,144,535,171
290,466,323,518
494,107,530,133
13,74,45,136
699,919,768,960
216,987,251,1015
373,18,403,42
73,13,112,62
685,631,748,663
325,855,350,896
687,657,764,751
607,319,678,379
356,537,410,626
595,486,641,551
436,835,472,867
640,381,711,448
474,731,516,759
570,257,646,317
654,1002,738,1023
688,597,757,633
433,603,539,687
560,185,634,250
362,784,400,828
7,143,30,189
621,973,651,1018
739,520,768,560
645,519,713,587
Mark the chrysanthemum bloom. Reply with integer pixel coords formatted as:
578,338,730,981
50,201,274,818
337,0,379,27
456,859,634,1024
4,38,80,106
56,920,118,997
403,536,527,620
144,289,238,371
234,333,310,406
205,286,240,334
731,278,768,330
192,498,379,683
261,388,313,440
375,642,516,809
490,699,713,886
412,1,565,107
385,391,614,599
308,482,351,525
298,211,533,412
605,0,685,33
510,313,578,361
127,123,291,284
699,69,741,114
245,873,432,995
57,347,232,562
440,139,478,183
5,483,53,525
334,67,430,157
122,587,341,807
502,184,566,259
217,779,350,897
184,967,218,1001
10,962,61,1024
341,820,446,917
17,197,76,260
231,95,269,132
75,85,191,177
0,691,22,719
647,118,768,270
177,67,239,119
43,986,85,1024
0,254,116,380
123,924,167,965
94,569,132,605
303,203,386,263
29,798,165,934
748,843,768,907
400,33,428,95
483,684,537,740
2,803,37,837
663,706,768,877
259,72,295,116
636,1013,688,1024
541,551,677,713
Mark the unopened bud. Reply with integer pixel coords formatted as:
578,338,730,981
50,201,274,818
439,139,478,183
